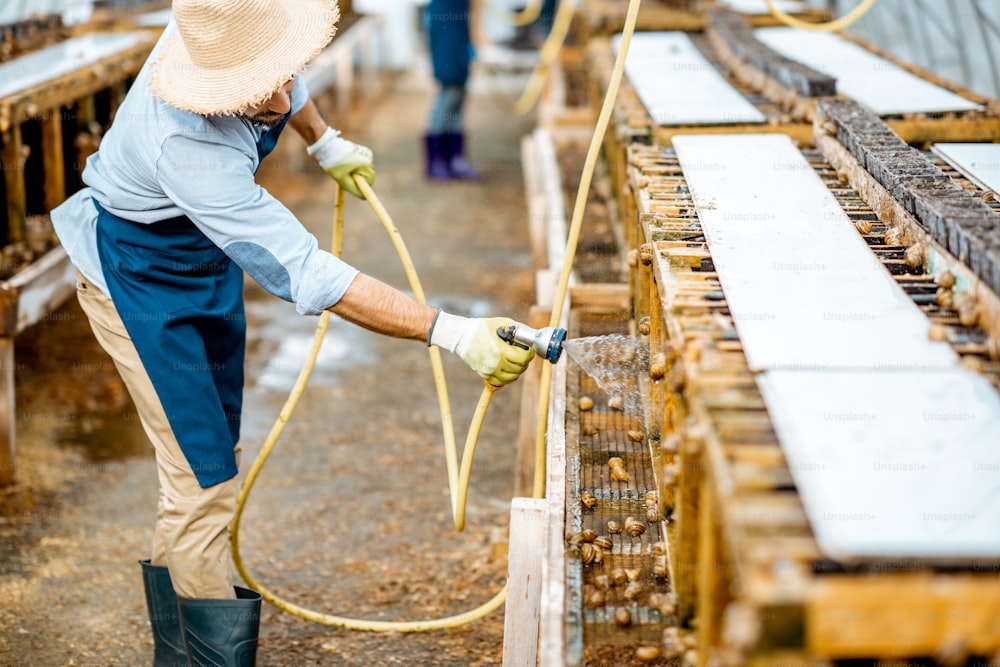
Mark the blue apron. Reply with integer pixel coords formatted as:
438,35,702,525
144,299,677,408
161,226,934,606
95,115,289,488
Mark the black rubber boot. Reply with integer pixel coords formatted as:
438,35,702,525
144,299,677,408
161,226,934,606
424,133,452,180
177,586,261,667
139,560,188,667
443,132,482,180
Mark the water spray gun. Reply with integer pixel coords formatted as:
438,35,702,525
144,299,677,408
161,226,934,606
496,323,567,364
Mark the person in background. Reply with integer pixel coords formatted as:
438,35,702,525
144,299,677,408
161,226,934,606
50,0,534,664
424,0,483,180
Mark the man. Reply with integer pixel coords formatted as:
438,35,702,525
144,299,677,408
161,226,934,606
50,0,535,665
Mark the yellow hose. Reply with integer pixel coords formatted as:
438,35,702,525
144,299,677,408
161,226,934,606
763,0,879,32
511,0,578,116
233,0,642,629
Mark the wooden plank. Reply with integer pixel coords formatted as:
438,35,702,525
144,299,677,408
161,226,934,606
503,497,547,667
568,283,628,311
1,123,26,244
10,245,75,334
515,306,552,499
808,574,1000,657
0,336,12,486
538,356,568,667
41,112,64,211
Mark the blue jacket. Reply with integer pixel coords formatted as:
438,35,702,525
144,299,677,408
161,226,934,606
426,0,472,85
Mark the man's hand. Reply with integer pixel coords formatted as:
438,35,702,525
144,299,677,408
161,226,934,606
429,312,536,387
306,127,375,199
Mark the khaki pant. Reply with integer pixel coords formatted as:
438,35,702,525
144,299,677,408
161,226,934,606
76,272,238,599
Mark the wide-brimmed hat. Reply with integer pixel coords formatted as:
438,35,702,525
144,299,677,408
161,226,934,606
149,0,340,115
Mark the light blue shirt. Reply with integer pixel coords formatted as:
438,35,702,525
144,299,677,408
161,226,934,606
51,21,359,316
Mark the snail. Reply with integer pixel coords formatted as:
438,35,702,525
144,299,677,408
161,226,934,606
578,396,594,412
625,567,642,583
635,646,661,662
936,287,954,309
652,541,666,556
645,505,660,523
593,573,612,590
570,529,598,545
584,589,606,607
580,542,603,565
624,581,644,601
649,353,666,381
884,226,902,246
653,555,669,578
638,316,651,336
662,627,681,658
647,592,675,616
610,466,630,483
613,606,632,627
928,324,947,342
608,395,625,411
644,491,658,507
580,491,597,509
627,429,644,443
904,243,924,268
854,219,873,235
638,243,654,266
582,423,600,436
593,535,613,550
607,456,624,469
625,516,646,538
610,567,628,586
606,520,623,535
938,270,956,289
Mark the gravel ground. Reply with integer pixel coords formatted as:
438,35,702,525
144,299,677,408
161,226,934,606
0,51,539,667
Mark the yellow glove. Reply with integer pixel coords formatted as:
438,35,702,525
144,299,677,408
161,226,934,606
428,311,536,387
306,127,375,199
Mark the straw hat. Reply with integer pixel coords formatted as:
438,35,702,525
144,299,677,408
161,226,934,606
149,0,340,115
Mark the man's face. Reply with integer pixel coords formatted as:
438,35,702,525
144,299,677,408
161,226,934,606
242,79,295,126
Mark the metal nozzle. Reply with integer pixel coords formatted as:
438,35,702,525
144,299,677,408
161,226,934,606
496,324,567,364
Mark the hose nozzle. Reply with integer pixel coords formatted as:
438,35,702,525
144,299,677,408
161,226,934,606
496,323,567,364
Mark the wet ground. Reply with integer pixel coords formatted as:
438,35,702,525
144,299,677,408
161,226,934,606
0,51,541,666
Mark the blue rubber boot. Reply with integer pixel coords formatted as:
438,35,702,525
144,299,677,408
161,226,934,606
443,132,482,180
424,133,452,180
177,586,261,667
139,560,188,667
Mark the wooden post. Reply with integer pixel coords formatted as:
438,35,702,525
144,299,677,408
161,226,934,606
41,112,65,212
0,336,14,486
502,497,546,667
2,124,27,244
514,306,553,498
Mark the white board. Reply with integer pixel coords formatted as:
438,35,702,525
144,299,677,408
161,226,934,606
758,370,1000,560
932,143,1000,195
612,32,766,126
0,32,149,100
672,133,957,372
754,27,983,116
720,0,810,15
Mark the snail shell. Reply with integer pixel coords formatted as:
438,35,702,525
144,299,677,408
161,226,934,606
936,287,954,309
904,244,924,268
644,491,658,507
635,646,661,662
613,606,632,627
624,581,644,601
638,317,651,336
625,567,642,583
647,592,675,616
625,516,646,537
627,429,644,443
939,270,956,289
582,423,600,436
580,491,597,509
593,573,611,590
652,541,666,556
584,589,606,607
645,505,660,523
855,219,873,235
884,226,902,246
649,353,666,381
593,535,613,550
928,324,947,342
580,543,598,564
610,567,628,586
638,243,654,266
608,395,625,411
578,396,594,411
607,456,624,469
610,466,630,482
606,520,623,534
653,555,669,578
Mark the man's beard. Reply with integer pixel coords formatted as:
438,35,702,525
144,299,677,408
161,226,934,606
243,111,285,127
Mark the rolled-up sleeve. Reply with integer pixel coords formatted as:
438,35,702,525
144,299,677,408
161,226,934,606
156,132,359,315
